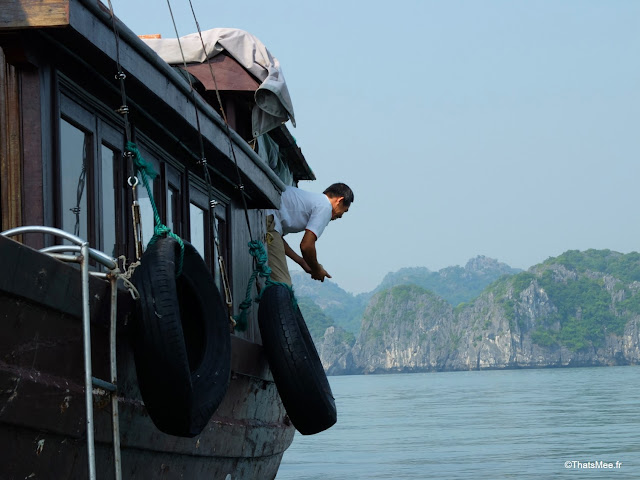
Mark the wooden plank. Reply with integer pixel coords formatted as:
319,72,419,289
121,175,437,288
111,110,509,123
0,0,70,29
184,55,260,92
0,235,132,325
0,47,22,233
230,205,264,343
20,65,44,247
230,335,272,380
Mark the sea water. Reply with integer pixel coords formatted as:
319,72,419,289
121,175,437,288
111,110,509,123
276,366,640,479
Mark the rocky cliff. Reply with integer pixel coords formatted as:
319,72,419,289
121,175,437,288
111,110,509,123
291,271,367,334
294,255,520,337
318,250,640,374
376,255,521,305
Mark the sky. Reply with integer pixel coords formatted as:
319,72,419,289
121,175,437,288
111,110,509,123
109,0,640,294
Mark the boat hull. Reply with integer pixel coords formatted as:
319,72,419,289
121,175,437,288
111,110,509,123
0,236,295,479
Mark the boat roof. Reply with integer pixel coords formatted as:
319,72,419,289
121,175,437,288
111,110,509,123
0,0,314,206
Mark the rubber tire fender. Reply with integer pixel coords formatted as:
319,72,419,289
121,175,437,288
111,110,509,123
258,284,337,435
131,236,231,437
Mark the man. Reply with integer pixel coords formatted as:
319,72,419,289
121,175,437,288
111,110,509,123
265,182,354,285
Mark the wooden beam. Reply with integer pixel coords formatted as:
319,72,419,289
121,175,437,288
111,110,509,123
183,56,260,92
20,65,44,248
0,46,22,234
0,0,70,30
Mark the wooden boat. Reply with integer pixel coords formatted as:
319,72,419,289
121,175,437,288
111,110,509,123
0,0,315,478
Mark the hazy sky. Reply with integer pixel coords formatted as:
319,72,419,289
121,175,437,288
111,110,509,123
110,0,640,294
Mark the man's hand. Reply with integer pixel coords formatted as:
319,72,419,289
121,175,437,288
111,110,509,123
311,264,332,282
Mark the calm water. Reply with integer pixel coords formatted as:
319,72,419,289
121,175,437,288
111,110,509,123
277,367,640,479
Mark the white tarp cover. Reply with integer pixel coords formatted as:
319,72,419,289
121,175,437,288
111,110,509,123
142,28,295,138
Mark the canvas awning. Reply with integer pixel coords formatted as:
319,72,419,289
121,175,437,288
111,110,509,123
142,28,295,138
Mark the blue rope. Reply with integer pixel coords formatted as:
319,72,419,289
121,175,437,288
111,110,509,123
234,240,296,332
127,141,185,276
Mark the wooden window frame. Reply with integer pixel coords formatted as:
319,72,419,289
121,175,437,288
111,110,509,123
54,74,231,283
188,174,230,286
58,93,126,256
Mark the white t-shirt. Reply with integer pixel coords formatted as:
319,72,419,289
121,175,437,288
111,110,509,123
268,186,332,238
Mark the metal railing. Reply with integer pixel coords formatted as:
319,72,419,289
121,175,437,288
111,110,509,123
1,226,123,480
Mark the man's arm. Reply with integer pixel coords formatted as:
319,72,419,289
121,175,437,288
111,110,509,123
299,230,331,282
282,237,311,274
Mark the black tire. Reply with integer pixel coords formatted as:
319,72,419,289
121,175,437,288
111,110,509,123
258,285,337,435
131,236,231,437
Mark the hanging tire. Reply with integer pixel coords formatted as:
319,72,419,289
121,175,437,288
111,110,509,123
258,284,337,435
131,236,231,437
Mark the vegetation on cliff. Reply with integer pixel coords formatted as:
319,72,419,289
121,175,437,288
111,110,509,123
511,250,640,352
377,256,521,305
297,250,640,374
546,249,640,283
291,271,366,335
297,296,355,346
294,255,519,343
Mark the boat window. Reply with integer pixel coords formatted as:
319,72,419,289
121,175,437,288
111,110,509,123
59,93,127,259
213,217,220,289
165,164,183,238
167,187,177,234
101,144,117,257
60,119,90,242
137,180,156,251
188,183,229,288
129,144,160,254
189,202,206,260
56,87,230,280
213,216,228,291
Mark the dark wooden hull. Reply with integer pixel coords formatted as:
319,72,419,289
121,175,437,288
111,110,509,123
0,236,295,479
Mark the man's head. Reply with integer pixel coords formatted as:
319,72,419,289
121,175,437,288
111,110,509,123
324,183,354,220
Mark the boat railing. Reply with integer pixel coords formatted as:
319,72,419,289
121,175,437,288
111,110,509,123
1,225,123,480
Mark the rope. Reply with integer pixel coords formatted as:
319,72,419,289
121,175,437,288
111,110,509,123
165,3,287,328
106,0,132,146
126,141,185,276
166,0,236,326
233,240,296,332
105,0,146,264
116,256,141,299
176,1,262,330
184,1,255,241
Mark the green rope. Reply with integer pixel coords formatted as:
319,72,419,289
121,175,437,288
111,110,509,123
126,141,185,276
233,240,296,332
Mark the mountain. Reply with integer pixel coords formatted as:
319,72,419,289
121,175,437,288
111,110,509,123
377,255,521,305
293,255,520,344
318,249,640,374
292,274,357,374
291,271,367,334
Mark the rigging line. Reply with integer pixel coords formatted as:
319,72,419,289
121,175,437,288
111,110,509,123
106,0,144,259
187,0,227,125
72,139,88,237
187,2,293,329
165,0,222,258
186,0,255,242
106,0,132,148
166,1,234,317
164,1,208,171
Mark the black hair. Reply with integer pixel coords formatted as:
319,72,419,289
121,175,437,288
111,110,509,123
324,183,354,206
